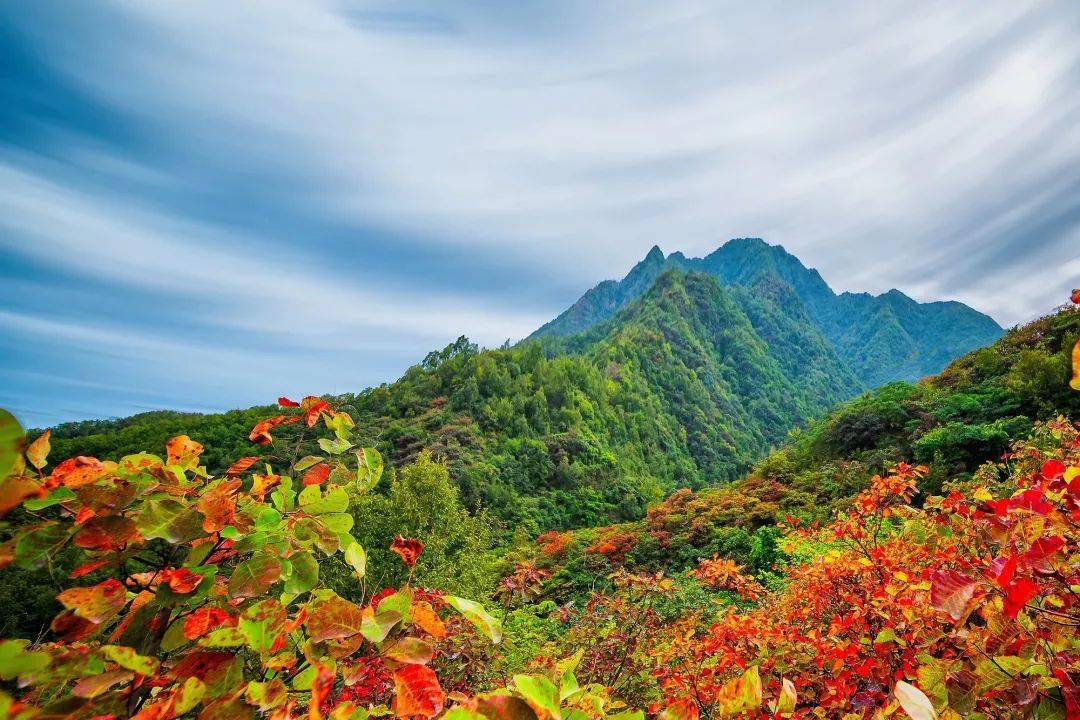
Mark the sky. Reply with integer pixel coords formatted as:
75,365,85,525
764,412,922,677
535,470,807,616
1,1,1078,428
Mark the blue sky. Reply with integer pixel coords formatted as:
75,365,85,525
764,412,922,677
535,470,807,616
1,1,1078,428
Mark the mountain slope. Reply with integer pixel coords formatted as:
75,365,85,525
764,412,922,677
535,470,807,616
519,303,1080,597
532,238,1004,386
44,272,859,536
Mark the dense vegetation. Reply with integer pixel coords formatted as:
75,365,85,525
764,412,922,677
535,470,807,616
43,270,861,537
533,238,1004,387
513,304,1080,597
0,351,1077,718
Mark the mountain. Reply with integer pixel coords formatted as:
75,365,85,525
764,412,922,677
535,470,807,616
35,241,1006,537
43,271,860,536
521,303,1080,598
532,238,1005,387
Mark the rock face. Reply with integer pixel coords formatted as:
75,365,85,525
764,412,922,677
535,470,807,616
531,238,1004,387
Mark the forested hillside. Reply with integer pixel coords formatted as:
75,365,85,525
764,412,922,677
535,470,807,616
518,303,1080,596
533,238,1004,386
42,271,861,536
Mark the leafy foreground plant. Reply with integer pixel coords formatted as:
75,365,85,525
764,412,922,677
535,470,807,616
644,420,1079,720
0,397,634,720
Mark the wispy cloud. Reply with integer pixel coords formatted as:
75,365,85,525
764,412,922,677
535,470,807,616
1,0,1077,426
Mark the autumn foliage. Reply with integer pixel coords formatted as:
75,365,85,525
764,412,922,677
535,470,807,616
0,292,1075,720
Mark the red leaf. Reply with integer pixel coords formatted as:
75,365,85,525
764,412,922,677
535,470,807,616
1002,578,1039,619
183,606,234,640
393,664,444,717
248,415,301,445
1040,459,1066,480
1072,288,1080,305
225,456,259,477
989,555,1018,588
930,570,978,621
161,568,203,594
69,559,111,578
1024,536,1065,574
278,396,300,408
301,397,330,428
74,516,140,551
391,537,424,568
302,463,331,487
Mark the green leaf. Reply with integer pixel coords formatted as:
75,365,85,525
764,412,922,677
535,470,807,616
0,640,50,680
355,448,383,491
284,550,319,595
245,678,288,710
299,485,349,515
445,595,502,644
228,555,282,599
294,455,325,472
14,522,70,569
514,675,561,720
344,541,367,578
23,486,75,511
101,645,160,675
253,506,282,531
0,409,23,480
326,411,355,441
199,627,246,648
318,437,354,455
320,512,354,533
174,677,206,715
360,610,402,643
874,628,898,644
239,599,287,654
134,497,205,544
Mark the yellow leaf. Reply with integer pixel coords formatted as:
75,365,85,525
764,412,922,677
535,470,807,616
895,681,937,720
25,430,50,470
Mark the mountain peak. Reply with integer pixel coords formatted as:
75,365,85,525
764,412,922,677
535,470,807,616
531,237,1004,386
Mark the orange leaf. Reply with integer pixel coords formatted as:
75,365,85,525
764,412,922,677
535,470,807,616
225,456,259,477
197,479,240,533
57,578,127,623
302,463,331,487
166,435,203,469
278,396,300,408
249,415,300,445
410,602,447,639
0,475,43,517
161,567,203,593
309,665,335,720
1071,339,1080,391
49,456,107,488
183,606,235,640
393,664,444,717
391,537,423,568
